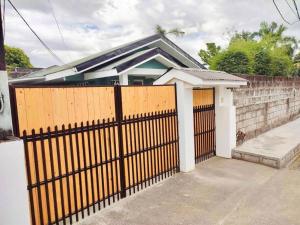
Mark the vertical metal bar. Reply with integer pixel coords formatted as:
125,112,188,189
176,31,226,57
54,126,66,225
151,112,157,183
74,123,84,218
47,127,59,224
167,111,173,175
166,110,171,176
170,110,176,172
31,129,45,225
132,115,139,191
124,116,132,195
147,113,154,184
107,119,115,202
68,124,79,221
80,122,90,215
128,115,136,193
155,112,161,181
140,113,146,187
102,119,111,205
174,83,180,172
144,113,151,186
39,128,51,224
86,121,96,213
114,85,126,198
61,125,72,223
91,121,101,210
158,112,164,180
161,111,167,178
96,119,106,208
136,114,143,189
23,131,37,225
111,119,120,200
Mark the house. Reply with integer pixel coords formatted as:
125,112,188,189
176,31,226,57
9,34,205,85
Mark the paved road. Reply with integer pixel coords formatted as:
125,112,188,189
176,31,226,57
77,157,300,225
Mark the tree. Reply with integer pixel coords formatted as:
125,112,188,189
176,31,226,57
198,43,221,65
155,25,185,37
253,50,271,75
211,51,250,74
5,45,32,70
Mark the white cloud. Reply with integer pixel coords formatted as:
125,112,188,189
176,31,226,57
4,0,300,67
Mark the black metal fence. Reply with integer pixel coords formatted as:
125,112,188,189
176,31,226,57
22,110,179,225
193,104,216,163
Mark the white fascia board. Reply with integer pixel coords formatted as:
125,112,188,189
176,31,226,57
8,76,44,83
45,68,78,81
84,69,117,80
154,70,203,86
127,68,167,75
119,54,179,75
200,80,248,87
158,39,201,68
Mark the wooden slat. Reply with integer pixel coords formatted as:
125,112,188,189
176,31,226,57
193,89,214,106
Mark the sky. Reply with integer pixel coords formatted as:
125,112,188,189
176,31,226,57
4,0,300,68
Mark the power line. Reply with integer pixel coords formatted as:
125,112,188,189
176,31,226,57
292,0,300,19
47,0,71,61
273,0,299,24
7,0,64,64
284,0,298,17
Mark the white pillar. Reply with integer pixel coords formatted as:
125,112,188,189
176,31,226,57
0,71,13,132
215,86,236,158
119,73,128,85
176,81,195,172
0,139,30,225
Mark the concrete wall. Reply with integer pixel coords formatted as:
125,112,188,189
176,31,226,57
234,75,300,145
0,72,13,135
0,138,30,225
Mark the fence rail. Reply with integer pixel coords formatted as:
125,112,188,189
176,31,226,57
22,109,179,225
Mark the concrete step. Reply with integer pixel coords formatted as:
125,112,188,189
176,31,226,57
233,118,300,169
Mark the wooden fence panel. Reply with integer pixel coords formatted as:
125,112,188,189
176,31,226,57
193,89,214,106
13,87,115,135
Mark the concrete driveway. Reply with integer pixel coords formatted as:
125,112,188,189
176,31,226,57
77,157,300,225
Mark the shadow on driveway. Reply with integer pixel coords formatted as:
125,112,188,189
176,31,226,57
77,157,300,225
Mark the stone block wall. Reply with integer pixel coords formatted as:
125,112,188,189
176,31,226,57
233,75,300,145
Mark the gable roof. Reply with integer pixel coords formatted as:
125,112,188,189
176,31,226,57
154,68,247,87
11,34,205,83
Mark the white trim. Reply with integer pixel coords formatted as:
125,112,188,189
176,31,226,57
127,68,167,75
119,54,179,75
84,69,117,80
9,76,44,83
45,68,78,81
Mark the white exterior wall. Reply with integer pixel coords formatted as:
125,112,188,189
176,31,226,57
215,86,236,158
0,139,30,225
119,73,128,85
0,72,13,131
176,81,195,172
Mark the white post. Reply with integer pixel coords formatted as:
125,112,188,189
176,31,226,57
0,138,30,225
176,81,195,172
215,86,236,158
119,73,128,85
0,71,13,132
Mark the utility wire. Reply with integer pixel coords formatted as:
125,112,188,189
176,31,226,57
47,0,71,61
285,0,298,17
2,0,5,39
273,0,298,24
7,0,64,63
292,0,300,19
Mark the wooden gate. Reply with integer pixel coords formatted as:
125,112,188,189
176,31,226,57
193,88,216,163
10,85,179,225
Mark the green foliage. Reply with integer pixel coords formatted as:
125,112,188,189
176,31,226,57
198,43,221,65
5,45,32,70
253,50,271,75
200,21,299,76
210,50,250,74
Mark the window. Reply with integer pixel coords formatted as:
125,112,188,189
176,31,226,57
132,79,144,85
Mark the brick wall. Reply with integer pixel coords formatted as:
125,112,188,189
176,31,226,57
233,75,300,145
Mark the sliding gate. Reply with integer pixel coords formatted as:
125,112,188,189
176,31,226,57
10,85,179,225
193,88,216,163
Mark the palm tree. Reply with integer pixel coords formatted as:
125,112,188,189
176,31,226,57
253,22,298,56
155,25,185,37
